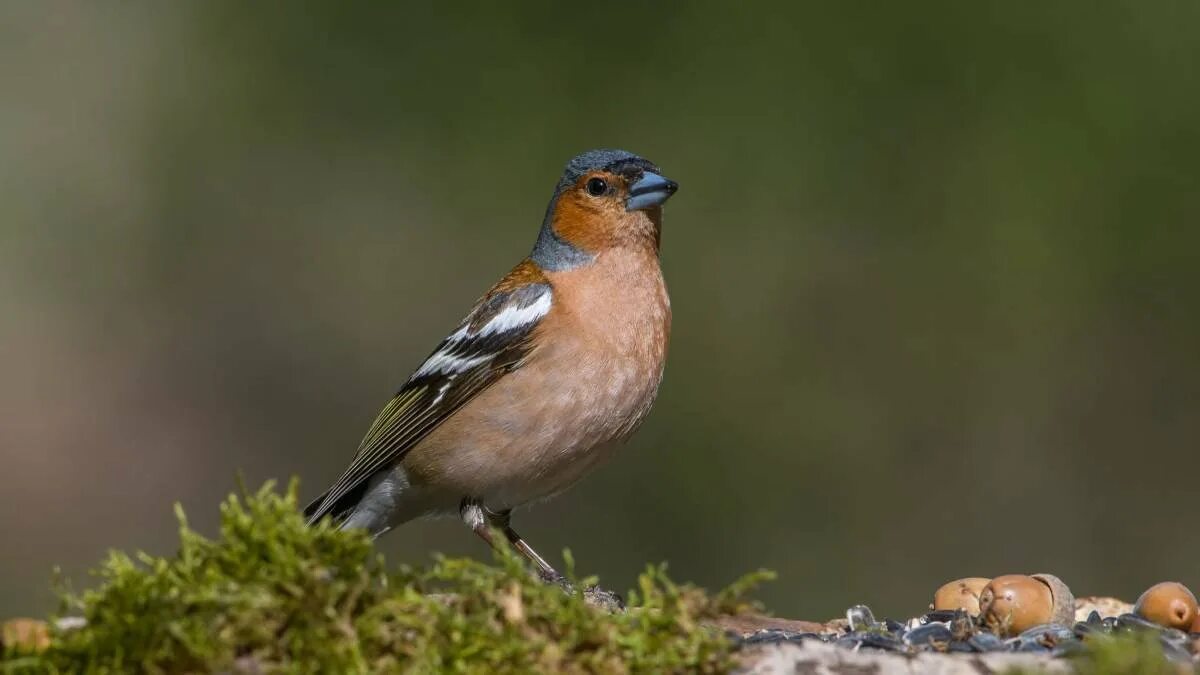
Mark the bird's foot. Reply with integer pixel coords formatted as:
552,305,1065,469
581,585,626,613
534,568,625,612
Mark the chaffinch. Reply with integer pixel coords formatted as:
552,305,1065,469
304,149,678,580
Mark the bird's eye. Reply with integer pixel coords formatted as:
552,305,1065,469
585,177,608,197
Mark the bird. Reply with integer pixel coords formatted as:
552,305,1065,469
304,149,678,582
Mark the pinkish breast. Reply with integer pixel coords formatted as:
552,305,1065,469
403,247,671,510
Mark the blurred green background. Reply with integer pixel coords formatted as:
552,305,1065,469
2,2,1198,621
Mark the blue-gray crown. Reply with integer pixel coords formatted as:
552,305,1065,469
554,149,660,194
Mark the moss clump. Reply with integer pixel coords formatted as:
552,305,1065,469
1067,631,1188,675
1004,631,1186,675
1,481,769,674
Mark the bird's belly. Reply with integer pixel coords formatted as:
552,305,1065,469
404,339,664,511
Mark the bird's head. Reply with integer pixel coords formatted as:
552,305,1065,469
531,149,678,271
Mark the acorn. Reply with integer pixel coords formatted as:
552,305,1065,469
978,573,1074,637
1133,582,1198,632
931,577,991,615
0,618,50,654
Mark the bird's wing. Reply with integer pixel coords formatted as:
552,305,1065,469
304,268,553,524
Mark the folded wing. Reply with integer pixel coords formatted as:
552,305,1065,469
304,270,552,524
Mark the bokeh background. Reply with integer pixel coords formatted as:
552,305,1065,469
3,2,1198,620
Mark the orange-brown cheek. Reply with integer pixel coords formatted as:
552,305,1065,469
552,193,619,253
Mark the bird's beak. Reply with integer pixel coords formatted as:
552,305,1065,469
625,171,678,211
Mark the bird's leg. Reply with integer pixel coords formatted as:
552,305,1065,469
458,499,624,611
485,506,563,583
459,499,561,581
460,499,498,547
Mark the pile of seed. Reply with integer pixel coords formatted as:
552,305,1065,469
737,576,1200,666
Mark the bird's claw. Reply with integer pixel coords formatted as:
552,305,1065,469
582,585,626,612
532,568,625,612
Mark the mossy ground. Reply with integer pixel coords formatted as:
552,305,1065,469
1,482,1188,674
0,481,768,674
1055,631,1191,675
1002,631,1191,675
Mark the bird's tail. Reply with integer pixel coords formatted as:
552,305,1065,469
302,482,366,527
301,491,329,525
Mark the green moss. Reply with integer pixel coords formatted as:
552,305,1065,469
1068,631,1187,675
1004,631,1186,675
2,481,770,674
